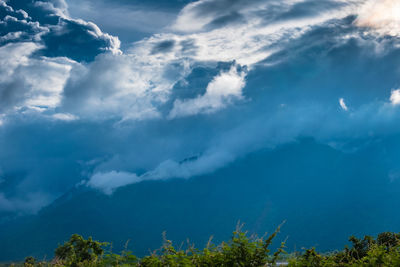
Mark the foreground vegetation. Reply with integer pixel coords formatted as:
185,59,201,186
7,224,400,266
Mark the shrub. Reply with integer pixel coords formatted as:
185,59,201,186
288,232,400,266
54,234,107,267
17,225,400,266
52,223,286,266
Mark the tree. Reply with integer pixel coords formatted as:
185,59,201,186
54,234,107,266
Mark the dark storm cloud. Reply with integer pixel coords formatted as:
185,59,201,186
0,2,46,44
6,0,66,25
0,0,120,62
40,18,120,61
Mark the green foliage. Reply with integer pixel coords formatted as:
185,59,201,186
288,232,400,267
139,222,286,267
9,226,400,266
24,257,36,267
54,234,108,267
49,223,285,267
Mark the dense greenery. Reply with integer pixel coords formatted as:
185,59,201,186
4,227,400,266
288,232,400,267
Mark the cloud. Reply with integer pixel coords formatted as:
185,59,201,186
0,192,51,214
172,0,360,33
51,113,78,121
169,65,246,118
40,17,121,61
86,92,400,194
355,0,400,37
339,98,348,111
0,0,121,117
390,89,400,105
1,0,364,122
0,42,74,114
0,0,121,62
60,51,184,121
55,0,365,122
85,31,400,194
87,150,236,194
66,0,184,43
3,0,400,212
86,171,141,195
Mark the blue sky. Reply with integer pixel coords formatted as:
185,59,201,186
1,0,400,216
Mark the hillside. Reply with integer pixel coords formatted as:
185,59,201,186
0,138,399,261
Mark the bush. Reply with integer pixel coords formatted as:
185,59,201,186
24,256,36,267
54,234,107,267
53,223,286,266
288,232,400,266
15,226,400,266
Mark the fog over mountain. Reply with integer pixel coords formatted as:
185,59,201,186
1,0,400,261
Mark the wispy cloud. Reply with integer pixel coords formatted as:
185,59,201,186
339,98,348,111
86,171,141,195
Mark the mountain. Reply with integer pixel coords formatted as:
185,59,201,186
1,138,399,261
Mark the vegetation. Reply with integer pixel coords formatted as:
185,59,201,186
4,226,400,266
288,232,400,267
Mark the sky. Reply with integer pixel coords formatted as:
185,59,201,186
1,0,400,216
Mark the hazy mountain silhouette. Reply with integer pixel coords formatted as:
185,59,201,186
1,137,399,261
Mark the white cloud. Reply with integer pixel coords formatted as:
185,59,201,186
60,52,186,121
0,31,24,42
339,98,348,111
143,151,234,181
171,0,217,32
86,171,141,195
169,66,246,118
172,0,302,33
355,0,400,37
51,113,78,121
22,58,74,109
34,0,69,17
67,0,177,36
169,0,362,66
0,0,367,123
0,43,74,112
390,89,400,105
65,18,122,55
0,42,40,80
87,150,235,194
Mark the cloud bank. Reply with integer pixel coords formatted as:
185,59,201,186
1,0,400,211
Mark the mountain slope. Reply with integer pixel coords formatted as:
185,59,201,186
0,138,399,261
